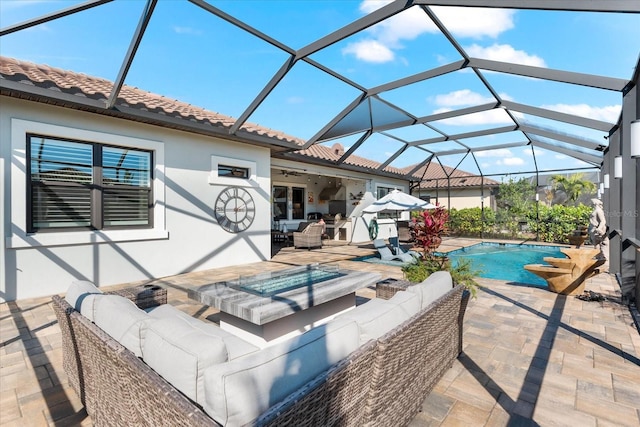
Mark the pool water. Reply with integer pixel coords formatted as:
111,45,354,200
232,265,345,297
443,243,565,286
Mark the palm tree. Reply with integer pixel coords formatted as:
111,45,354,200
549,173,597,205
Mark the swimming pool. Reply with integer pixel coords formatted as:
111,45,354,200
443,242,566,286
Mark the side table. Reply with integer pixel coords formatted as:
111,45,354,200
376,278,413,300
107,284,167,309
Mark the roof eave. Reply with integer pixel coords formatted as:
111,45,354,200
0,81,301,153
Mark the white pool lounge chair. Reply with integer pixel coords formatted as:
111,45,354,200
389,237,422,259
373,239,416,263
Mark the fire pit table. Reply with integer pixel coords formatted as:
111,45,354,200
188,264,381,347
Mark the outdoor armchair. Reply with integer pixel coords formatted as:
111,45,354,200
293,223,323,250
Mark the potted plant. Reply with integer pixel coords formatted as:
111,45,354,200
405,205,480,298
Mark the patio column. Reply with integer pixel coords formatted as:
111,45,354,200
616,73,639,304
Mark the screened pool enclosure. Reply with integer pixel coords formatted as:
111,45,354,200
1,1,638,301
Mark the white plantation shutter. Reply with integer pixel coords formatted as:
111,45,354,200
29,135,152,231
102,147,151,227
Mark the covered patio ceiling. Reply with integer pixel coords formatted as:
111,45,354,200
1,0,639,181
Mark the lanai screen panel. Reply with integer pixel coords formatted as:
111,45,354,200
1,0,638,179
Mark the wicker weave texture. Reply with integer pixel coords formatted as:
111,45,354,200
365,285,465,426
107,284,167,310
51,296,86,408
293,224,323,249
255,340,377,427
53,282,468,427
375,279,412,300
70,303,218,426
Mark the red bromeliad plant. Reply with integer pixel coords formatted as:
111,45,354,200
414,205,449,256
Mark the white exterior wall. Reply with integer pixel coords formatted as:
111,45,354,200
1,98,271,301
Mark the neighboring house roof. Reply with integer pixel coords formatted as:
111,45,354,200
1,56,488,188
407,162,499,189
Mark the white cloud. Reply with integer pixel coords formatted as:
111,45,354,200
540,103,621,123
432,89,495,107
360,2,515,40
465,43,546,67
481,162,491,169
431,7,515,39
433,108,513,126
346,2,516,63
502,157,525,165
522,148,537,156
342,39,394,63
555,154,568,159
287,96,304,104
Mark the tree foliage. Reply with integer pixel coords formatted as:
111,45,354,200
527,204,592,243
495,177,536,237
549,173,597,205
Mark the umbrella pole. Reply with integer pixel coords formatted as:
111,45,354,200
395,211,400,255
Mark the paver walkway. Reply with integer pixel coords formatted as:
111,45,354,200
1,240,639,426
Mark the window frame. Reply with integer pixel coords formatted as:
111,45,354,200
9,119,167,249
26,134,154,233
291,186,305,220
218,164,250,179
375,185,397,219
209,155,257,188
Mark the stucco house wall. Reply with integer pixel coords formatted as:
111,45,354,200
1,98,271,302
419,187,494,210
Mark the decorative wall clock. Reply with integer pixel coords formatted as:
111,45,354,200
214,186,255,233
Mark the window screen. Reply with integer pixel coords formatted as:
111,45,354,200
28,135,152,232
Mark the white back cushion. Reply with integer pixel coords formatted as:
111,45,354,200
144,316,250,405
338,291,420,344
93,295,151,357
147,304,258,361
202,317,359,427
407,271,453,309
65,280,103,320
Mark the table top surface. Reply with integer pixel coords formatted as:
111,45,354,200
188,266,381,325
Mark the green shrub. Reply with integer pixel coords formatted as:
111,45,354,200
527,204,591,243
449,207,495,237
402,256,480,298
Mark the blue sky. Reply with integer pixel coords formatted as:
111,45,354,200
1,0,639,178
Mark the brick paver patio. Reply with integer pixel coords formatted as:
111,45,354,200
1,240,639,426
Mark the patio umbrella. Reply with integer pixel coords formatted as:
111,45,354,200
363,190,436,253
362,190,435,214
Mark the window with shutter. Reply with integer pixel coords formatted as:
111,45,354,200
27,134,152,232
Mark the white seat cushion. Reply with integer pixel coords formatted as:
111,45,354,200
143,316,251,405
338,291,420,344
407,271,453,309
93,295,151,358
65,280,103,321
202,317,359,427
147,304,259,361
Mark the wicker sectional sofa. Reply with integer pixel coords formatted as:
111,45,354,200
52,272,469,427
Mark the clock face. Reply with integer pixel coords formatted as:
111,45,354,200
215,187,255,233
